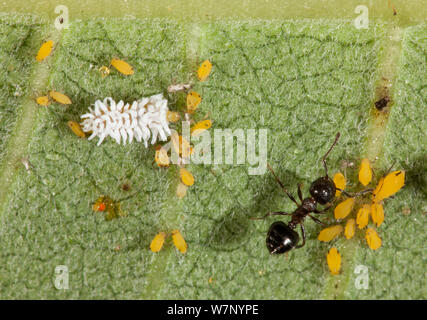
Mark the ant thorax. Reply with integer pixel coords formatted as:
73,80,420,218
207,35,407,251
302,197,317,212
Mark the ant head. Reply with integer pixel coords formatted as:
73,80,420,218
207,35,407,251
302,197,317,212
309,176,336,205
266,221,299,254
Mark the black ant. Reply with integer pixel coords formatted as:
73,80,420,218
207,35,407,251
252,133,369,254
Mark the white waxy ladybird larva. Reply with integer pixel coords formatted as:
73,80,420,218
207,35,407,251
110,58,134,75
36,40,53,62
171,229,187,254
327,247,341,275
197,59,212,81
67,121,86,138
80,94,171,147
150,232,167,253
49,91,72,105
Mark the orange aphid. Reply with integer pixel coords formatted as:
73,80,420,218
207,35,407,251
358,158,372,186
187,91,202,113
155,146,170,167
93,202,106,212
67,121,86,138
371,202,385,227
333,172,346,196
150,232,166,253
36,96,50,106
318,225,343,242
180,167,194,186
171,229,187,254
167,111,180,123
197,59,212,81
344,218,356,239
373,170,405,202
191,120,212,136
110,58,134,75
326,247,341,275
49,91,72,105
36,40,53,62
366,228,382,250
334,198,355,220
176,182,188,198
356,204,370,229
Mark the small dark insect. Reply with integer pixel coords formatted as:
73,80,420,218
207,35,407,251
252,133,370,254
375,96,390,111
122,183,131,191
59,17,64,24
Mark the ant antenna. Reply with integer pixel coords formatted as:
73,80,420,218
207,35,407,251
322,132,340,177
267,163,300,206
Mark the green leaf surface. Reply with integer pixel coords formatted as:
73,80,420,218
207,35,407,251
0,11,425,299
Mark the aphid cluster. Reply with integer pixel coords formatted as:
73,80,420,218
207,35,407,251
252,133,344,254
252,133,405,275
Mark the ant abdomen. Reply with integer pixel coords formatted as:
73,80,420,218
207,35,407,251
266,221,300,254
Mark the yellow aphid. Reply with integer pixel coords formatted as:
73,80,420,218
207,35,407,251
344,218,356,239
150,232,166,253
358,158,372,186
356,204,370,229
36,40,53,62
67,121,86,138
333,172,346,196
197,59,212,81
191,120,212,136
180,167,194,186
365,228,382,250
49,91,72,105
167,111,180,123
334,198,355,220
99,66,110,78
371,202,385,227
318,225,343,242
36,96,50,106
187,91,202,113
326,247,341,275
171,133,191,158
373,170,405,202
155,146,170,167
171,229,187,254
110,58,134,75
176,182,188,198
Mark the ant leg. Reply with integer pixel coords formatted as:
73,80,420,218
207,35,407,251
297,183,303,202
308,214,325,226
250,211,291,220
321,132,340,177
339,188,374,198
296,224,306,248
267,163,300,206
